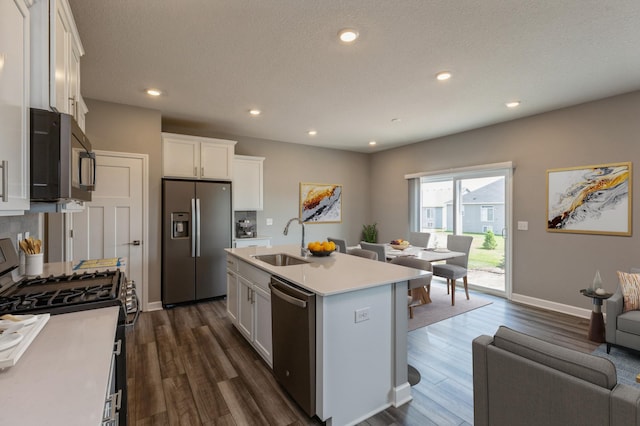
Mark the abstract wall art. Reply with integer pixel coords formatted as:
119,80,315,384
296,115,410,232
300,182,342,223
547,162,632,236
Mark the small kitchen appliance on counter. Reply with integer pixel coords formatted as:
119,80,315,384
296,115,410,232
236,218,256,238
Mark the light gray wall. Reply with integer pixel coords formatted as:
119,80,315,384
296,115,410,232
84,99,163,302
370,90,640,311
0,213,41,252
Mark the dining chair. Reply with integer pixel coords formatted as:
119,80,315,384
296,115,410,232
348,248,378,261
408,232,431,249
327,237,347,254
432,235,473,306
389,256,433,318
359,242,387,262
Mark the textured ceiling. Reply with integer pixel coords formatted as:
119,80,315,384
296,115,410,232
68,0,640,152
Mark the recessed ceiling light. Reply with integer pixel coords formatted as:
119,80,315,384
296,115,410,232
369,141,377,146
338,29,359,43
146,88,162,96
308,130,317,136
249,109,261,116
506,101,521,108
436,71,452,81
391,118,401,123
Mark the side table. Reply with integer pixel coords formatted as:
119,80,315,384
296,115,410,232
580,289,613,343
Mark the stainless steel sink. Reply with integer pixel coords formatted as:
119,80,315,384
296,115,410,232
252,253,310,266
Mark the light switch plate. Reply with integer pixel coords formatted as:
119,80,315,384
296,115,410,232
517,221,529,231
266,218,273,226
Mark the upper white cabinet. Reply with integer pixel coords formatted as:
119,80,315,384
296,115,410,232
233,155,264,211
162,132,236,181
30,0,85,122
0,0,30,215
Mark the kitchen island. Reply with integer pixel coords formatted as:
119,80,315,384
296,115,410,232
225,244,429,426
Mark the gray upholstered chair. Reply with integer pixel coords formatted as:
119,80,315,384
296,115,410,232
408,231,431,249
605,267,640,353
327,237,347,254
390,256,433,318
348,248,378,261
359,241,387,262
432,234,473,305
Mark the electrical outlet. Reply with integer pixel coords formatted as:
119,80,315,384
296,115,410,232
17,233,23,248
355,307,370,323
24,231,29,239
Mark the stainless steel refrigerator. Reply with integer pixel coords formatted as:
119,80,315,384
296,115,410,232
162,179,232,306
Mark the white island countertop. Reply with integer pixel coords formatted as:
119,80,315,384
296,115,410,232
0,307,119,426
225,244,428,296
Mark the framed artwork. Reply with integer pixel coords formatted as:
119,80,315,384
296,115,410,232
547,162,632,236
299,182,342,223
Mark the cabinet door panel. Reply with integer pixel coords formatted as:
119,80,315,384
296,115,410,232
233,157,263,210
163,139,198,178
52,3,69,112
201,142,232,179
0,0,29,213
254,286,272,365
226,270,238,324
237,276,253,339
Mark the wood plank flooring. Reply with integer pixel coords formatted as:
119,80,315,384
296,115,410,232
126,284,598,425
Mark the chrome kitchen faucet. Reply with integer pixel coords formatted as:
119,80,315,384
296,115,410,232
283,217,308,257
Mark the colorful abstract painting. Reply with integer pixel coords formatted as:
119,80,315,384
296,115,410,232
300,183,342,223
547,162,631,235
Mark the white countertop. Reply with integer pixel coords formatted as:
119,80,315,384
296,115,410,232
225,244,428,296
0,307,120,425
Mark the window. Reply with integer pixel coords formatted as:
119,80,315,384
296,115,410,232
481,205,494,222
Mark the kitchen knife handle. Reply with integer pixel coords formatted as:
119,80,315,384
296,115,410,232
195,198,201,257
191,198,196,257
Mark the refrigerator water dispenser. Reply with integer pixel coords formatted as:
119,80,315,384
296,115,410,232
171,213,190,239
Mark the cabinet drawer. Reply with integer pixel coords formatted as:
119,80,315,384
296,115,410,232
238,260,270,290
226,255,238,272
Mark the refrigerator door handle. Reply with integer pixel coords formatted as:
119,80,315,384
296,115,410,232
191,198,197,257
195,198,201,257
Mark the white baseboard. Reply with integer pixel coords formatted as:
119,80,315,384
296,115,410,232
144,301,163,312
511,292,592,319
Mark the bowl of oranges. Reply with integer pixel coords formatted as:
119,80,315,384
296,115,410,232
307,240,337,257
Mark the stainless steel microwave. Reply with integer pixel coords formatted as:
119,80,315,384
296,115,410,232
30,108,96,202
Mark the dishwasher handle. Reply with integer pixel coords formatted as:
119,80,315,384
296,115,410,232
269,283,307,308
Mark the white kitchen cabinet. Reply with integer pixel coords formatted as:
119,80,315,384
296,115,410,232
226,254,272,366
162,133,236,180
0,0,30,215
30,0,85,121
226,269,238,324
234,237,271,248
237,275,254,339
233,155,264,210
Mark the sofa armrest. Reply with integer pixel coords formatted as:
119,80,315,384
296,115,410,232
611,384,640,425
472,335,493,426
606,287,623,344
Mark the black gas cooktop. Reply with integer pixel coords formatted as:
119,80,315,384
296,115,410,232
0,270,123,316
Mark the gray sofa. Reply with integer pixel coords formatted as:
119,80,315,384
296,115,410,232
605,269,640,354
473,326,640,426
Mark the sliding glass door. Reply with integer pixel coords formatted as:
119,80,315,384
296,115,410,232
416,166,511,296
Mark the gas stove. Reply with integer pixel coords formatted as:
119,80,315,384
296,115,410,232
0,239,139,325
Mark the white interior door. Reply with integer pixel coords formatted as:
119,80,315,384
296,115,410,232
72,151,148,310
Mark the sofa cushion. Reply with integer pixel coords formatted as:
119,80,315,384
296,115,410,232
618,271,640,312
493,326,617,389
617,310,640,335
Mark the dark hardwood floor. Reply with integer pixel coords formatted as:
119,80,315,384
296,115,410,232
126,284,597,425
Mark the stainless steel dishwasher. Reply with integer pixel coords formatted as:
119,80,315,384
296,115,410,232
269,275,316,416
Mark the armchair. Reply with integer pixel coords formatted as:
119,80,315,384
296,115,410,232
605,268,640,353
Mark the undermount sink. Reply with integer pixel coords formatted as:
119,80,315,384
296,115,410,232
252,253,310,266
